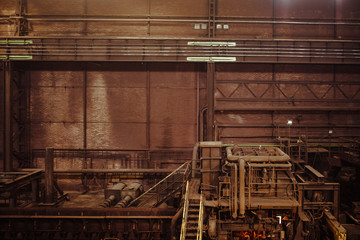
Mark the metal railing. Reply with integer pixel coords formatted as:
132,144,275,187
196,192,204,240
31,148,191,170
247,162,298,208
180,181,190,240
128,161,189,207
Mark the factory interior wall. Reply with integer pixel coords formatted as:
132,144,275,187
1,0,360,171
0,0,360,39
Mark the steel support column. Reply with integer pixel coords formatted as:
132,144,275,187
206,63,215,141
208,0,216,38
31,179,39,202
3,62,12,171
83,65,87,168
45,147,54,203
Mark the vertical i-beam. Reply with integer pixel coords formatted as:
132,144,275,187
207,63,215,141
4,61,12,171
45,147,54,203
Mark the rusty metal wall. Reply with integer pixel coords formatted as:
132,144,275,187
1,0,359,170
0,0,17,36
86,63,147,149
1,0,360,39
25,62,202,169
7,60,360,167
30,64,84,149
215,63,360,144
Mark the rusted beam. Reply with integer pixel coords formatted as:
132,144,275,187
52,168,176,174
0,207,177,216
4,61,12,171
215,106,360,112
206,63,215,141
0,215,173,219
45,147,54,203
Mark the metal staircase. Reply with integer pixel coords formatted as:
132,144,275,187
180,181,204,240
128,161,190,208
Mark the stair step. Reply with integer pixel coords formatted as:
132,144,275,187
189,204,199,207
188,209,199,212
186,233,197,237
188,213,199,216
187,220,198,224
187,226,198,230
187,228,197,232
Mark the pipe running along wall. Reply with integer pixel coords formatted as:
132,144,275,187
239,158,245,217
223,160,238,219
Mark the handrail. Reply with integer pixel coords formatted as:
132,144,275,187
196,191,204,240
128,161,189,206
180,181,190,240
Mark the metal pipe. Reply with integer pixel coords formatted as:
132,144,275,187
191,142,199,178
246,163,292,168
99,195,116,208
115,195,133,208
226,147,290,162
232,163,238,219
200,108,207,142
224,160,237,219
45,147,54,203
239,159,245,218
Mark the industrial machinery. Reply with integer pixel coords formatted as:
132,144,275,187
179,142,345,240
0,143,346,239
115,182,144,208
99,182,127,207
100,182,143,208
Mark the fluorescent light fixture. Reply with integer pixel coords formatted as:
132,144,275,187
0,40,33,45
0,55,33,60
287,120,293,126
187,41,236,47
187,57,236,62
